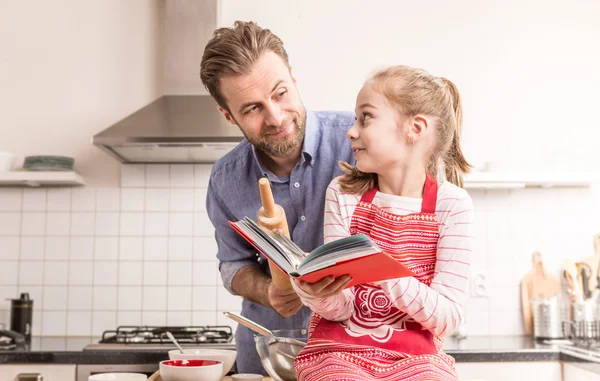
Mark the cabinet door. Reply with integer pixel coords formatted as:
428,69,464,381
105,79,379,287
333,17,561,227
455,361,562,381
0,364,76,381
562,362,600,381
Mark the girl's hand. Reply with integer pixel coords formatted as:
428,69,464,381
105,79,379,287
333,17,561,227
293,275,352,299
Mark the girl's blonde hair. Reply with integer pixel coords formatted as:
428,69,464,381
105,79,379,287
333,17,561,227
338,65,471,193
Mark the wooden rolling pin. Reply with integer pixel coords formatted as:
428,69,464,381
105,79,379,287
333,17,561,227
257,177,292,290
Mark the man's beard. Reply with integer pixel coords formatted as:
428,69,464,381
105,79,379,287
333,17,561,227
245,112,306,157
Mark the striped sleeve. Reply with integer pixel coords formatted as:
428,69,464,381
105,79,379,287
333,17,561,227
292,179,355,321
379,193,474,337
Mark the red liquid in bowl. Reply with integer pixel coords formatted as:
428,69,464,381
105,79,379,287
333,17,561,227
162,359,221,367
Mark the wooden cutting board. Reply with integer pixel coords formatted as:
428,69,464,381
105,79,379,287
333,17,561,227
576,233,600,290
520,251,561,335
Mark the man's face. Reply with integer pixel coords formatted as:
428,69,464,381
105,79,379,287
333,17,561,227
218,51,306,158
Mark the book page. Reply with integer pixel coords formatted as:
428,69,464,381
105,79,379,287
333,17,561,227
234,217,304,271
297,234,383,274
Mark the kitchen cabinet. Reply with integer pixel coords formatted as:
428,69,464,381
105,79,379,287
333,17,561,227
455,361,561,381
562,362,600,381
0,364,76,381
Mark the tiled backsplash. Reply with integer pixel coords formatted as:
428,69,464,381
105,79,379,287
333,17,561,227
1,164,599,338
0,164,242,337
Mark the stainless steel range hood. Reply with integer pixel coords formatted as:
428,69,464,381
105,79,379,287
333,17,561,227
92,95,244,164
92,0,244,164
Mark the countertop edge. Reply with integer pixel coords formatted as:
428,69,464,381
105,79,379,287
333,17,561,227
0,348,562,365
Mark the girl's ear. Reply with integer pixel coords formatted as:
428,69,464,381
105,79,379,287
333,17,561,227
406,115,429,142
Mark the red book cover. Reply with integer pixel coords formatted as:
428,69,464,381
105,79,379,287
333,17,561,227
229,220,414,287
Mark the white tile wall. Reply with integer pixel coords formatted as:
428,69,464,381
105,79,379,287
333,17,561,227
0,164,239,337
1,164,599,337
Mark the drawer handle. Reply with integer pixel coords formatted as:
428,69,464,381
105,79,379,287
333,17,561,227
16,374,42,381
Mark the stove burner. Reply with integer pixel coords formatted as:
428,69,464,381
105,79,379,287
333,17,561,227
0,329,25,350
0,336,16,350
99,326,233,345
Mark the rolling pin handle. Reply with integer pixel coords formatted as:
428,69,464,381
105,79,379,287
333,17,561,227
258,178,276,218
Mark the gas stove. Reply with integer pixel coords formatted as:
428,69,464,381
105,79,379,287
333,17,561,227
83,325,234,351
0,327,26,350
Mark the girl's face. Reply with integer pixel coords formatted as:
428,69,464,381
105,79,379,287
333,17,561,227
347,82,412,174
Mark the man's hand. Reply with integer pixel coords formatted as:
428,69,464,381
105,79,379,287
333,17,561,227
268,282,304,317
293,275,352,299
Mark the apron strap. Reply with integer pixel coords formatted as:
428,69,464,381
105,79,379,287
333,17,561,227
421,173,438,214
359,187,378,204
358,173,438,214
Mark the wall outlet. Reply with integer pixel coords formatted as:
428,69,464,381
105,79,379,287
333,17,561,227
470,271,489,298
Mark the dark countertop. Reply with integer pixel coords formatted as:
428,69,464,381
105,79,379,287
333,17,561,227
0,335,595,367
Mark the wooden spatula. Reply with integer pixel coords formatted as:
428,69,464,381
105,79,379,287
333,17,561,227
521,252,561,334
148,370,161,381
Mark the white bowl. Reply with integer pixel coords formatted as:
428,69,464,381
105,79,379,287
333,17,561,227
0,152,16,172
168,348,236,377
160,359,223,381
88,374,147,381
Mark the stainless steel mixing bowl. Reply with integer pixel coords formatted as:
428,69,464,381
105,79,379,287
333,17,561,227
254,329,307,381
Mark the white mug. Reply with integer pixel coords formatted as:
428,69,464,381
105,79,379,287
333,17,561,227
89,374,147,381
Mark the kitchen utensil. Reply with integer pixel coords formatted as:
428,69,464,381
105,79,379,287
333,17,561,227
9,292,33,343
520,252,561,334
168,348,237,377
254,332,306,381
159,359,223,381
147,373,271,381
165,331,183,354
0,152,16,171
575,233,600,290
88,374,147,380
576,262,592,299
223,312,307,381
531,295,566,339
223,312,306,348
257,177,292,290
564,259,584,303
231,374,264,380
563,270,577,303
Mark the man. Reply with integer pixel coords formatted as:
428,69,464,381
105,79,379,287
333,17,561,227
200,21,355,375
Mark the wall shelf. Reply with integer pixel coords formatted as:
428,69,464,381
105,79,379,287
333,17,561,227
464,172,597,190
0,171,85,187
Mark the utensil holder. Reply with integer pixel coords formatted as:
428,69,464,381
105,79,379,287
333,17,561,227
562,300,600,345
531,297,568,339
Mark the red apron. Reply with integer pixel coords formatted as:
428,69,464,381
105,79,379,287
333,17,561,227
295,174,458,381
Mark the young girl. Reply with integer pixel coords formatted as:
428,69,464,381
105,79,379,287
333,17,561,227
291,66,474,381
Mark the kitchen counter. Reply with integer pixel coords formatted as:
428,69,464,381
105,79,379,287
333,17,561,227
0,335,593,365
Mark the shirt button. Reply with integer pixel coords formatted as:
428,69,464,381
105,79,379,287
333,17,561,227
294,182,300,188
300,216,306,221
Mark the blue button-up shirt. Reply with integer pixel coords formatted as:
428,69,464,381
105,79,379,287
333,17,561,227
206,109,355,374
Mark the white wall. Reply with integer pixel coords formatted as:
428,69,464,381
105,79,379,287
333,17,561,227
219,0,600,172
0,0,164,187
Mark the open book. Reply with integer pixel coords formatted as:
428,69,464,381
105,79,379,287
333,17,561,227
229,217,415,288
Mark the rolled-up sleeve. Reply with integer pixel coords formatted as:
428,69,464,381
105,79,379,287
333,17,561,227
206,177,260,295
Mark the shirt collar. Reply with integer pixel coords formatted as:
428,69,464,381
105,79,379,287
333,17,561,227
302,109,319,166
251,109,320,181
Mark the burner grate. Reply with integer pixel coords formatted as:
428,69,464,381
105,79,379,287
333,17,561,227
99,325,233,344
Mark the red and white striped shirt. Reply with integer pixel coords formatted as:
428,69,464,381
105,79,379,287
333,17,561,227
293,176,474,337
